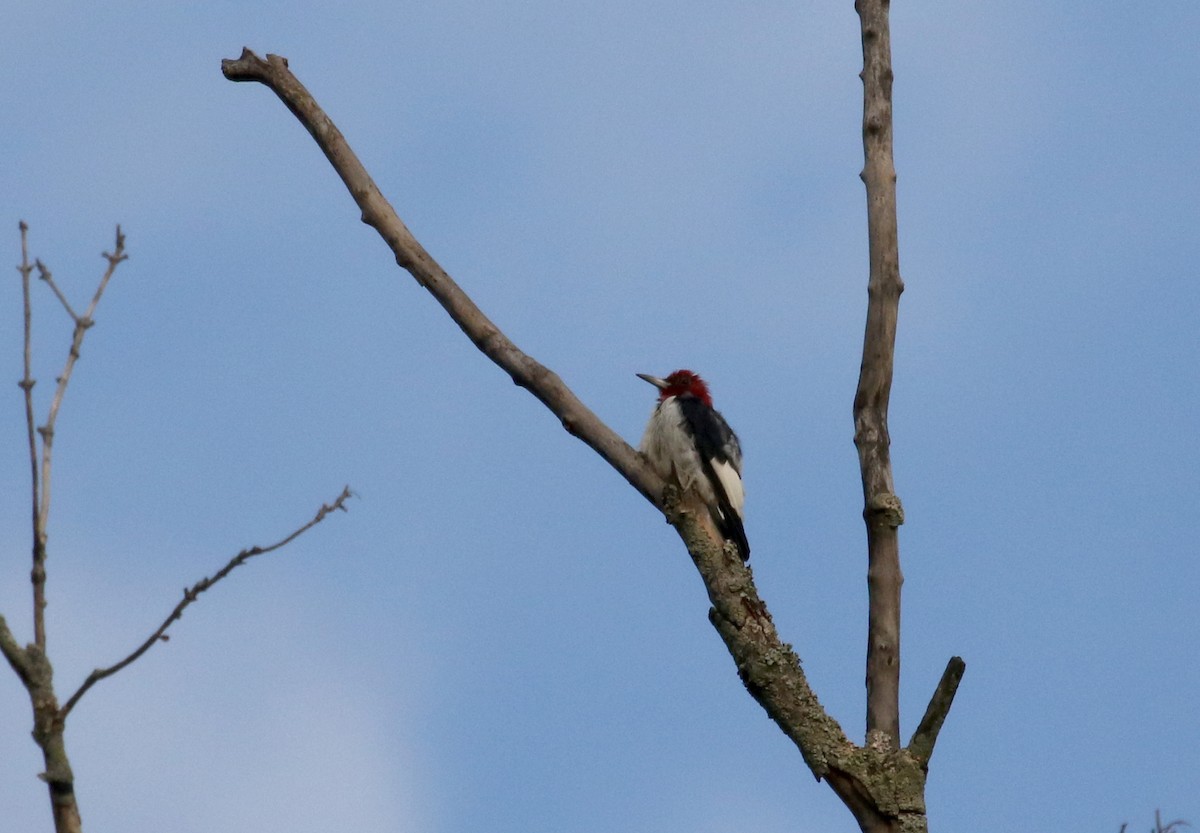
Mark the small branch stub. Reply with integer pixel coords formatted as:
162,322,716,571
908,656,966,768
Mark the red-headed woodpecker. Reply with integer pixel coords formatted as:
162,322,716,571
637,369,749,560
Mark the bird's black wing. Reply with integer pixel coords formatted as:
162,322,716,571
677,397,750,560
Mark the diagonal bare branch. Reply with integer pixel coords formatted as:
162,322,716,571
38,226,128,546
58,486,354,720
221,49,661,510
35,259,81,322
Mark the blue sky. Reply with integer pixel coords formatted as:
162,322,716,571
2,3,1197,831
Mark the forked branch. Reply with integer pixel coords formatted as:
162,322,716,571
221,42,863,781
38,226,128,545
21,225,129,652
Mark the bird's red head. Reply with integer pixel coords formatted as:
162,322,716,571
638,369,713,406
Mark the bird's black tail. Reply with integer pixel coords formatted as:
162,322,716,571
719,511,751,561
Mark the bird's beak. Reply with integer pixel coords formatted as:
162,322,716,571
636,373,669,390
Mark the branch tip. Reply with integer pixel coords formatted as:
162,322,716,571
221,48,281,82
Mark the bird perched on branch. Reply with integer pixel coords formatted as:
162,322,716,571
637,369,749,560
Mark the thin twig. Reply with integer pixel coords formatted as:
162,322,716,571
18,222,47,648
58,486,353,719
35,260,81,322
36,225,128,601
1156,810,1192,833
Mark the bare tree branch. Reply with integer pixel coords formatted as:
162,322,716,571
17,222,47,648
58,485,353,719
221,50,662,510
853,4,965,797
855,0,906,749
19,224,129,653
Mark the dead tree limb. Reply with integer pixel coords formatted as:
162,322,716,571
854,0,906,748
223,31,963,830
852,2,966,820
221,50,660,510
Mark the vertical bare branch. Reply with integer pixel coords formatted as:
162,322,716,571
855,0,905,747
17,222,48,648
